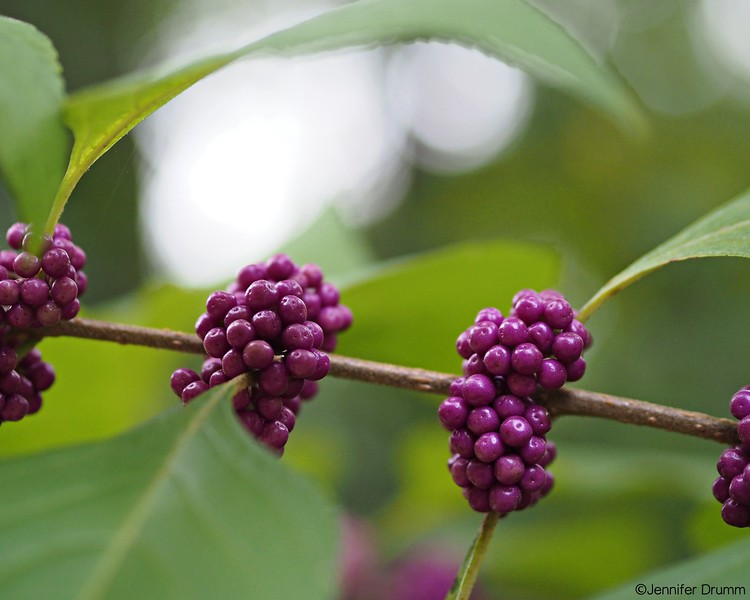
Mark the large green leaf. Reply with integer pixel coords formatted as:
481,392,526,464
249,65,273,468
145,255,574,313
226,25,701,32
578,189,750,321
0,16,68,233
51,0,645,230
337,240,560,373
0,385,338,600
588,537,750,600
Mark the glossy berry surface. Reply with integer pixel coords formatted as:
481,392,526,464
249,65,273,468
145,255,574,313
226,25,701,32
0,222,85,424
441,289,591,516
0,221,88,330
170,254,351,456
715,384,750,527
454,289,591,394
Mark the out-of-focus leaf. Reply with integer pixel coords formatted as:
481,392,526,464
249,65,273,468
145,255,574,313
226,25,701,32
0,385,339,600
579,189,750,322
587,537,750,600
338,240,559,372
0,16,68,233
53,0,644,229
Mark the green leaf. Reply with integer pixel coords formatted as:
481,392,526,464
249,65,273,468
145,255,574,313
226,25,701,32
337,240,560,372
0,385,339,600
587,537,750,600
0,16,68,233
578,189,750,322
53,0,644,231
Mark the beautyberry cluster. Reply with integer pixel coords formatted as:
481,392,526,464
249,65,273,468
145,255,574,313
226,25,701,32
441,289,592,515
1,222,87,327
170,253,352,455
456,289,591,395
0,345,55,424
713,386,750,527
0,221,85,424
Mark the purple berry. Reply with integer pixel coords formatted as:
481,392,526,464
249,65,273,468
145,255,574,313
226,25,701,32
222,349,247,379
483,344,511,376
438,397,469,430
538,359,567,389
242,340,275,370
281,323,314,350
266,254,295,281
6,222,26,249
251,309,282,340
462,374,495,406
474,307,503,325
718,448,747,479
466,406,500,435
203,327,230,358
13,252,41,278
473,432,504,462
35,301,62,326
181,380,209,403
527,321,554,353
544,298,574,329
278,295,307,324
511,343,543,375
41,248,71,278
285,349,318,379
0,280,20,305
713,477,731,503
171,368,200,395
449,428,476,458
506,372,537,397
731,390,750,420
489,484,521,514
468,321,498,354
50,277,78,307
206,291,237,319
494,454,525,485
497,317,528,347
20,278,49,307
722,500,750,527
565,358,586,382
466,459,495,489
226,319,255,349
513,294,545,324
245,280,279,310
552,332,584,364
449,455,471,487
499,416,533,447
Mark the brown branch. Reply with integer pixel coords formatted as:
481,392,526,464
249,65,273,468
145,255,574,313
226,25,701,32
37,317,740,446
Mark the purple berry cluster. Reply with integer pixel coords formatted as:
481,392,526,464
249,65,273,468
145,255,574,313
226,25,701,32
170,253,352,455
440,374,556,514
441,289,592,515
0,345,55,424
713,386,750,527
0,221,84,424
1,222,87,328
456,289,591,395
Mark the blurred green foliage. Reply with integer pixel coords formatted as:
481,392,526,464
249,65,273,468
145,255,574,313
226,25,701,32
2,0,750,598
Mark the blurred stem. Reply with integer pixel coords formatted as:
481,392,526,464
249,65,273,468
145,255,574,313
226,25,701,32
446,512,499,600
37,317,739,445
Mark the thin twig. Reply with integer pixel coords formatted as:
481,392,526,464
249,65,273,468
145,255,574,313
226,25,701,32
36,317,740,446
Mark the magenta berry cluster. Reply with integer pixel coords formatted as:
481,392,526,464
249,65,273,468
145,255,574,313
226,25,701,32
713,385,750,527
1,221,87,328
441,289,591,515
456,289,592,396
170,253,352,455
0,345,55,424
0,221,84,424
440,374,557,514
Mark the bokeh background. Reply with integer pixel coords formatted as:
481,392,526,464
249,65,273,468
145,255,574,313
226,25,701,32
2,0,750,597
